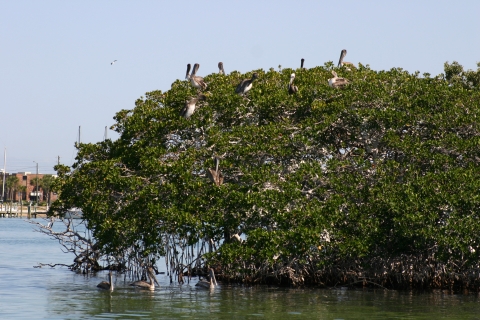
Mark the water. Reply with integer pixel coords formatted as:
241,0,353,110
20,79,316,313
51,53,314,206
2,218,480,319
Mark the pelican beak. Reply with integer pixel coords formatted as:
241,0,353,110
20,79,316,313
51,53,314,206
153,273,160,287
211,269,218,286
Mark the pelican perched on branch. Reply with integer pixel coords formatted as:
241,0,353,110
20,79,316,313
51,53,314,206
337,49,355,70
97,271,114,291
206,156,224,186
129,267,160,291
185,63,192,80
218,62,225,75
196,268,218,289
190,63,207,90
235,73,258,96
180,94,206,119
288,73,298,94
328,71,349,89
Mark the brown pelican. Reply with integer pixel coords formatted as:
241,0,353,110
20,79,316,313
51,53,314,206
195,268,218,289
129,267,160,291
206,156,224,186
218,62,225,75
97,270,114,291
328,71,349,89
230,233,243,243
288,73,298,94
300,58,305,69
235,73,258,95
337,49,355,69
190,63,207,90
185,63,191,80
180,94,206,119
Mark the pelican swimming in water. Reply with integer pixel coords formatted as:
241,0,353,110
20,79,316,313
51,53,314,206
190,63,207,90
97,270,114,291
300,58,305,69
196,268,218,289
328,71,349,89
129,267,160,291
185,63,192,80
337,49,355,70
218,62,225,75
235,73,258,96
180,94,206,119
288,73,298,94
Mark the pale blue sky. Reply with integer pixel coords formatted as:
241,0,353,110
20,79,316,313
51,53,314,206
1,1,479,174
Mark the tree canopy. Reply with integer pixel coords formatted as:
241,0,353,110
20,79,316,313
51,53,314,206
51,61,480,289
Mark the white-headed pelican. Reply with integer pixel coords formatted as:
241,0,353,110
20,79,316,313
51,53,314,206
288,73,298,94
97,270,114,291
129,267,160,291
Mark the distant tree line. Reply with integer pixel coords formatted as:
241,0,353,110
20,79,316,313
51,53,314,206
1,174,55,204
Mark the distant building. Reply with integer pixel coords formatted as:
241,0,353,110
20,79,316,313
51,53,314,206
1,172,58,203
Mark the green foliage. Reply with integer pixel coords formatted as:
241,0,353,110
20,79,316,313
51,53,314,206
51,61,480,281
6,175,20,201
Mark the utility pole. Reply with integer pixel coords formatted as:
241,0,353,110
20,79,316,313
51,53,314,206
2,148,6,203
58,156,60,165
33,161,38,206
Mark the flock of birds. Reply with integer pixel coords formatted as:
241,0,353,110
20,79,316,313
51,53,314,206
96,267,218,292
179,49,354,119
97,49,354,292
111,49,353,119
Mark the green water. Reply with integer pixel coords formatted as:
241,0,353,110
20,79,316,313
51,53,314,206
1,218,480,319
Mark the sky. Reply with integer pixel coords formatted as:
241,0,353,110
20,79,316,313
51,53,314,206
1,0,479,174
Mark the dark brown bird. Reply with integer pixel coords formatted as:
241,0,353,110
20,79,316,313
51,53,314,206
180,94,206,119
218,62,225,75
185,63,191,80
235,73,258,95
337,49,355,69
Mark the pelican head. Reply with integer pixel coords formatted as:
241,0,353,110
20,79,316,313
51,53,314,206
288,73,298,94
338,49,347,67
186,64,191,80
218,62,225,75
208,268,218,287
192,63,200,76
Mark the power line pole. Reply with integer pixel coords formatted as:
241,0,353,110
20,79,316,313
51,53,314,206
33,161,39,207
2,148,6,203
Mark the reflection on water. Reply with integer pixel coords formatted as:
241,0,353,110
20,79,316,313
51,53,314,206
2,218,480,319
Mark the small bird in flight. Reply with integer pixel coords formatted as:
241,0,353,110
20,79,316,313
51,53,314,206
111,60,117,65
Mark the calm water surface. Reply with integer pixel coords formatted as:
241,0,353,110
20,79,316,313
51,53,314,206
1,218,480,319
